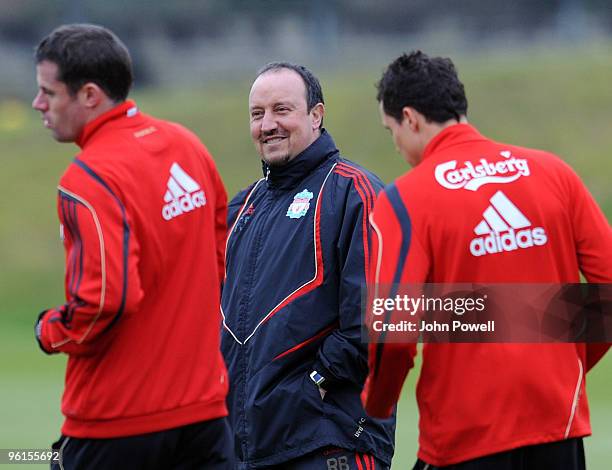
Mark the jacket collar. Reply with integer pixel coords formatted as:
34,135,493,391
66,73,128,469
263,128,338,190
422,123,486,161
76,100,140,148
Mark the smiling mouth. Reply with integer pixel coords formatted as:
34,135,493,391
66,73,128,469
262,135,287,144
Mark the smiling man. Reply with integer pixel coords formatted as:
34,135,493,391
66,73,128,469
221,63,395,469
249,68,320,167
32,24,232,469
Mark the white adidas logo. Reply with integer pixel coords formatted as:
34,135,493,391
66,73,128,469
470,190,547,257
162,163,206,221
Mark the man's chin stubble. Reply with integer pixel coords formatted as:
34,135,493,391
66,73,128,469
264,153,292,167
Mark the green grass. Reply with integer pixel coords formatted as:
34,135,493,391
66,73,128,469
1,44,611,468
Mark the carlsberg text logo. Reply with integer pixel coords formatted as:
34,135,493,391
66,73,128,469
470,190,547,257
435,151,530,191
162,163,207,221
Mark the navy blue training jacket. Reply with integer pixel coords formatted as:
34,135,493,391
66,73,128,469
221,130,395,468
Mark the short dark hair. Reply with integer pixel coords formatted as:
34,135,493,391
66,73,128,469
35,24,133,102
377,50,468,124
256,62,325,127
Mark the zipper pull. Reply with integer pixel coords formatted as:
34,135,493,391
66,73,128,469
265,166,271,181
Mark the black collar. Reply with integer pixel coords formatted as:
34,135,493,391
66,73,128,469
262,129,339,190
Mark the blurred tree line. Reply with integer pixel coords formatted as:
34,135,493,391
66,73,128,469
2,0,611,45
1,0,610,94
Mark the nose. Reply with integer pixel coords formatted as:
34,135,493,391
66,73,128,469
260,111,278,133
32,91,47,111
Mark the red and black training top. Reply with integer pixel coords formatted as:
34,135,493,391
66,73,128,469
37,101,229,438
363,123,612,466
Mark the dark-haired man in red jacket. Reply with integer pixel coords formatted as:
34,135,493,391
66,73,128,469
363,50,611,470
33,23,233,469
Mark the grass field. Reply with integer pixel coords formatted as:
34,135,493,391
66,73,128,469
1,44,611,468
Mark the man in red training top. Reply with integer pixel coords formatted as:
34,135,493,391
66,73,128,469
362,50,612,469
32,24,233,469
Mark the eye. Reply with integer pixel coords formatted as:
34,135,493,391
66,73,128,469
250,110,263,120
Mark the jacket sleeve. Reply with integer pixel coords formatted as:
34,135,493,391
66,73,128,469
362,185,429,418
35,164,143,356
567,167,612,371
569,168,612,284
311,171,380,389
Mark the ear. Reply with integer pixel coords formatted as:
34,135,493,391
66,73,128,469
77,82,107,109
310,103,325,130
401,107,420,132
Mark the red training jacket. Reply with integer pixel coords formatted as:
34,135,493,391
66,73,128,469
37,100,229,438
362,124,612,466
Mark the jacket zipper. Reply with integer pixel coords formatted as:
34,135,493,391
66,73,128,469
237,190,274,462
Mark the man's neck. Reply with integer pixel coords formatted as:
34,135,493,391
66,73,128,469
85,99,122,126
424,116,467,145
